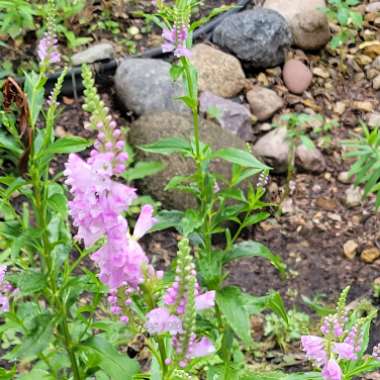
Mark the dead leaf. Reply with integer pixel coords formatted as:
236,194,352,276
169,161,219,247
2,77,32,174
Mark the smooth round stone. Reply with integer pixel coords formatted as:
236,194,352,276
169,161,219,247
282,59,313,94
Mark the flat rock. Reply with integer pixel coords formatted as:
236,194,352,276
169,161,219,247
114,58,188,115
190,44,246,98
361,247,380,264
264,0,330,50
71,43,114,65
246,87,283,121
283,59,313,94
129,112,247,210
212,9,292,69
199,91,253,141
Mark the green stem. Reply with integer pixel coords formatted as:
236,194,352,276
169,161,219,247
32,170,82,380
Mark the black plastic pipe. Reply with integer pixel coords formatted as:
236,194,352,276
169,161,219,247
18,0,251,95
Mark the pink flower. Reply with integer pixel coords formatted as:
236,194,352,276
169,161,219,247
333,342,357,361
133,204,157,240
187,337,215,358
321,360,342,380
145,307,183,335
162,26,191,58
195,291,215,311
38,32,60,65
301,335,327,366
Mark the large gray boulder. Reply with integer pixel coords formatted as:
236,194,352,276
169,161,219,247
212,9,292,69
129,112,247,210
114,58,188,116
264,0,330,50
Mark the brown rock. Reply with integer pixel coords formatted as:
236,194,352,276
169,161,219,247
190,43,246,98
295,144,326,173
129,112,247,210
361,247,380,264
247,87,284,121
264,0,330,50
343,240,358,260
283,59,313,94
316,197,337,211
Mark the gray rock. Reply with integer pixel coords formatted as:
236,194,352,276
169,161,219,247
338,171,353,184
246,87,284,121
114,58,188,116
71,43,114,65
190,44,246,98
366,2,380,13
295,144,326,173
368,112,380,129
212,9,292,69
129,112,247,210
199,91,254,141
253,127,325,173
345,186,362,208
264,0,330,50
253,128,289,173
373,74,380,90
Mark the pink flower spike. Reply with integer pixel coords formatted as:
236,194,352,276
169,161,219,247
195,291,215,311
321,360,342,380
133,205,157,240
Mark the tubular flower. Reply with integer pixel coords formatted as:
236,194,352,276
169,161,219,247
0,265,15,313
162,26,191,58
373,343,380,360
321,360,342,380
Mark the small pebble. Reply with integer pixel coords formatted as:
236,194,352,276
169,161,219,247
343,240,358,260
282,59,313,94
361,247,380,264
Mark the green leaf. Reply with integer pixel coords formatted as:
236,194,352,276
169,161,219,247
16,271,47,295
300,135,315,150
43,136,91,155
336,7,350,25
82,336,139,380
177,95,197,109
149,210,184,232
17,369,54,380
266,292,288,325
12,314,54,360
140,137,192,155
224,241,286,275
0,131,22,156
216,286,252,346
47,193,68,216
169,64,184,81
122,161,166,182
212,148,270,171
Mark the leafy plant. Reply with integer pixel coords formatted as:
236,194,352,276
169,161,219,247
344,125,380,208
276,113,317,200
265,309,310,351
0,0,36,39
323,0,364,71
